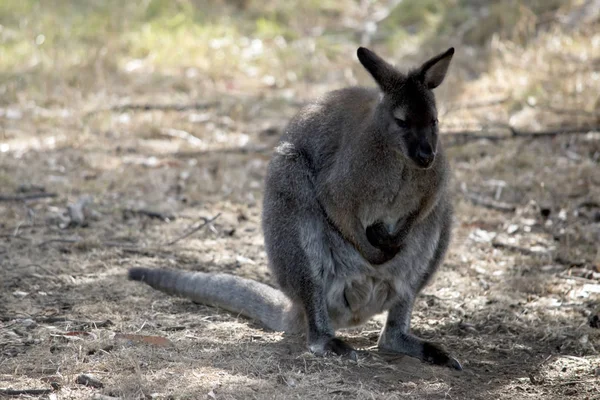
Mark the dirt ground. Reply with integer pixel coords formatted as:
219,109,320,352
1,1,600,399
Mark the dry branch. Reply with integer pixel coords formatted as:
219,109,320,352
443,126,600,146
92,395,120,400
166,213,221,245
87,101,220,115
0,192,57,201
35,316,113,328
0,388,53,396
536,105,599,118
491,240,547,256
442,96,510,115
492,241,587,268
464,191,517,212
76,374,104,389
123,208,175,221
38,238,80,247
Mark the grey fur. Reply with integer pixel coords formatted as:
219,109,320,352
128,47,460,370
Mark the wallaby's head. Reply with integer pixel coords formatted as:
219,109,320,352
357,47,454,169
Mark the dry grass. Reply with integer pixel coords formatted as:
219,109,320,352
1,1,600,399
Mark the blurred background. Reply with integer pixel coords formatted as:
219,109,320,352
1,1,600,399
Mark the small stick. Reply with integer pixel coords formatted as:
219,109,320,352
0,193,57,201
557,273,596,283
0,388,53,396
87,102,220,116
492,241,545,256
35,316,113,328
38,238,80,247
464,191,517,212
123,208,175,221
161,128,204,147
493,243,588,268
554,256,586,267
442,96,510,115
76,374,104,389
92,395,120,400
443,126,600,146
166,213,221,246
0,234,32,242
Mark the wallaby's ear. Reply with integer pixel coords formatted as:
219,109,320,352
357,47,399,91
419,47,454,89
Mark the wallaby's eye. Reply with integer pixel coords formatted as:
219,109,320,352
395,118,408,128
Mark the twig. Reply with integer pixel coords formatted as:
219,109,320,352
38,238,80,247
1,263,57,276
535,105,599,118
578,201,600,209
0,234,32,242
161,128,204,147
76,374,104,389
442,96,510,115
511,127,600,138
87,101,219,115
0,388,53,396
92,395,120,400
3,315,113,327
464,191,517,212
491,241,547,256
166,213,221,246
443,126,600,146
35,317,113,328
558,379,598,386
123,208,175,221
557,273,596,283
492,242,588,267
0,192,57,201
554,256,586,267
175,145,272,159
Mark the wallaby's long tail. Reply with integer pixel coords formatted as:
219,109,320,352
128,268,292,332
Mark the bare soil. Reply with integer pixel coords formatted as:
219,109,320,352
2,93,600,399
1,2,600,399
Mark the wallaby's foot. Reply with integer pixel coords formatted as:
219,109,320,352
309,337,358,361
378,332,462,371
422,342,462,370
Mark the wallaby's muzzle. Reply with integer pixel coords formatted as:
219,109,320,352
413,144,436,169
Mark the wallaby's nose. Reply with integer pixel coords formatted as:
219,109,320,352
415,145,435,166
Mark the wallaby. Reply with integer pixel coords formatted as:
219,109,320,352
128,46,461,370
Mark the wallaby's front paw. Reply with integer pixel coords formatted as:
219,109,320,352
362,246,395,265
309,337,358,361
422,342,462,370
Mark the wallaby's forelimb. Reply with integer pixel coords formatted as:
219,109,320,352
128,268,293,332
366,211,420,254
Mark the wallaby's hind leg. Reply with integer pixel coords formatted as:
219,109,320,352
378,206,461,370
263,154,356,360
266,213,357,360
378,297,461,370
302,277,357,360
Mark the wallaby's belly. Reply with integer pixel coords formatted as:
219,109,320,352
327,274,399,328
323,208,444,329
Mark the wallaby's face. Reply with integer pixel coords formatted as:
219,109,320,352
357,47,454,169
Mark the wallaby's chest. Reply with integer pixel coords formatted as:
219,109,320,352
359,174,429,233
